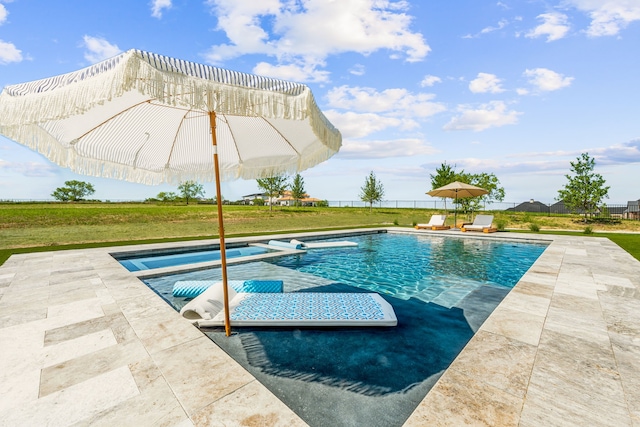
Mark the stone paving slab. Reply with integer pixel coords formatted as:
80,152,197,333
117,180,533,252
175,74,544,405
0,229,639,426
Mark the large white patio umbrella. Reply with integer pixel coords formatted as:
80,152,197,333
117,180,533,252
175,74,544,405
427,181,488,229
0,49,341,336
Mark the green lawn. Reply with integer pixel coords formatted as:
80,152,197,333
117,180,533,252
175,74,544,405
1,202,639,265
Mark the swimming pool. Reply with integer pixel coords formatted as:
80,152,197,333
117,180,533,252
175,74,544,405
115,245,270,271
267,233,545,307
143,232,547,427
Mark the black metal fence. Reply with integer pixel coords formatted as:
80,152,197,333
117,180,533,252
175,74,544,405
2,198,639,220
326,200,640,220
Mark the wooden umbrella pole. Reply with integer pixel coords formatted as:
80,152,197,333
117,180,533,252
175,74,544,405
209,111,231,336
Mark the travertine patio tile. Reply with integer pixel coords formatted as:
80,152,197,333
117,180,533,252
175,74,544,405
0,272,15,286
39,334,147,397
522,373,632,427
447,330,536,398
127,310,203,354
77,357,192,427
533,330,625,403
0,366,140,426
152,335,255,417
404,368,522,427
518,271,557,287
0,305,48,329
192,380,309,426
41,328,118,368
480,306,545,346
118,292,179,321
496,291,550,317
0,368,40,413
46,297,106,329
509,280,554,299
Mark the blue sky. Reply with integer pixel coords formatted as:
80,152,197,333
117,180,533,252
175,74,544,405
1,0,639,204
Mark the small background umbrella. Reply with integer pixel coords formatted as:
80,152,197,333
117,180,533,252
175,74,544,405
0,49,341,335
427,181,488,229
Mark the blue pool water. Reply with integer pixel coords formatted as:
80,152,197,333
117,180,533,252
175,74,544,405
116,245,269,271
267,233,546,307
143,232,548,427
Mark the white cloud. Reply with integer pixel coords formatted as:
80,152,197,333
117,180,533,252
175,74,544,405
481,19,508,34
565,0,640,37
324,110,416,139
0,159,58,177
524,68,573,91
326,85,446,118
469,73,505,94
0,40,22,64
0,3,8,25
253,61,330,83
337,138,437,159
583,139,640,165
420,75,442,87
526,12,570,41
82,36,121,64
443,101,521,132
349,64,365,76
463,18,510,38
151,0,172,19
203,0,430,81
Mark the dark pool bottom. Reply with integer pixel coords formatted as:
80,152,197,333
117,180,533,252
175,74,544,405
197,282,509,427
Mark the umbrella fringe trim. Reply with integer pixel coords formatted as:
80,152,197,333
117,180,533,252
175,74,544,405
0,50,341,184
0,50,340,152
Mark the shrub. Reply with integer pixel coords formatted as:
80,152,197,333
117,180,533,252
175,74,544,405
495,219,506,231
529,223,540,232
393,219,399,226
584,226,593,234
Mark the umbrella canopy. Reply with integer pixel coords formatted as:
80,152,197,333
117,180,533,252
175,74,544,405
427,181,488,228
0,49,341,335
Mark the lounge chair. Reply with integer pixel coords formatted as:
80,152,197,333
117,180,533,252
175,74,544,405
414,214,450,230
180,281,397,327
460,214,497,233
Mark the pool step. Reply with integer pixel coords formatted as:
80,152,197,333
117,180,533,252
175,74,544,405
429,279,485,309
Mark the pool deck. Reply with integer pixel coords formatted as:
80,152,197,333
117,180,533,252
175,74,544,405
1,229,639,426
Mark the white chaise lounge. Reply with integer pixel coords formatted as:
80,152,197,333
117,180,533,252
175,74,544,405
460,214,497,233
415,214,450,230
180,281,398,328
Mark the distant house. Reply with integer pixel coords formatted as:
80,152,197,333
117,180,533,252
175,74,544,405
506,199,549,213
241,192,268,205
624,200,640,220
549,200,588,215
276,191,321,207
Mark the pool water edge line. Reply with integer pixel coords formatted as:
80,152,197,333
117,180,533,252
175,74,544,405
113,227,553,279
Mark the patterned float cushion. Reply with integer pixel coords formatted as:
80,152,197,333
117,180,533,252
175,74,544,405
237,280,283,293
173,280,283,297
230,293,386,321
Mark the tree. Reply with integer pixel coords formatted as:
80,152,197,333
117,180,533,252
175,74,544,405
178,180,205,205
290,174,306,207
429,162,505,214
557,152,609,222
51,180,95,202
430,162,457,209
155,191,178,202
256,175,289,211
360,171,385,212
461,171,505,212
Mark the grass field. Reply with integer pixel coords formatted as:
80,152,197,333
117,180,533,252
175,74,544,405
1,202,639,265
